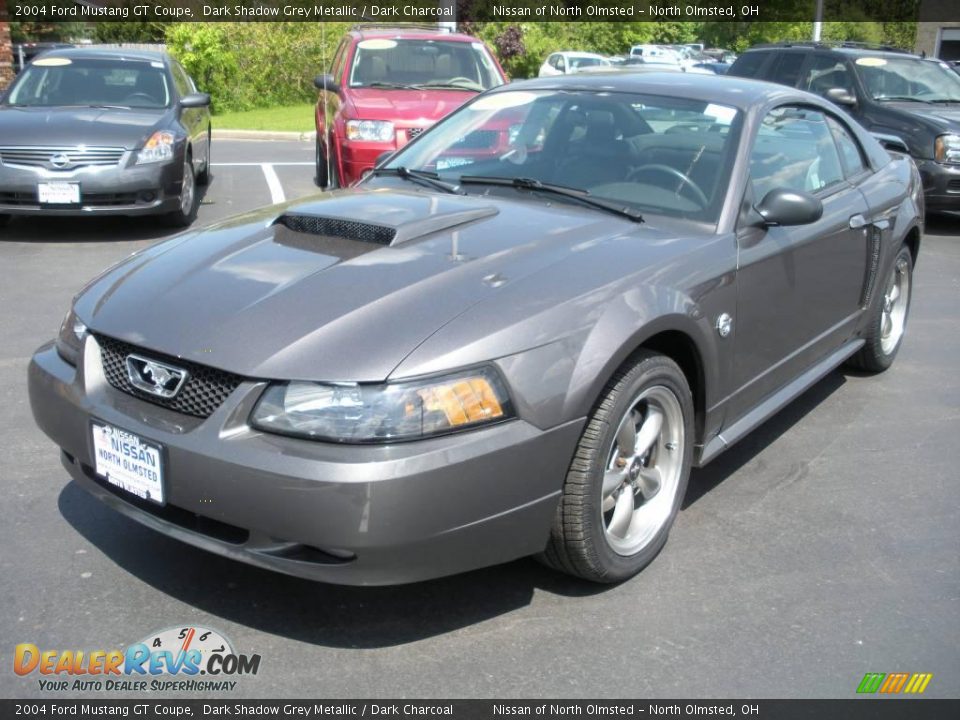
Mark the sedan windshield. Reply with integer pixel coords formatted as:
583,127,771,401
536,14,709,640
349,39,503,92
856,56,960,102
380,89,742,222
6,58,172,109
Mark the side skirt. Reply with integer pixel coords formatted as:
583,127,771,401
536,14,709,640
696,339,864,467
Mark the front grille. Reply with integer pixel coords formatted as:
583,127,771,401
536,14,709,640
407,127,425,140
97,335,244,419
0,146,125,169
0,191,138,207
274,213,396,245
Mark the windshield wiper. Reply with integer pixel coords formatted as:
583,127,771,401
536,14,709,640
926,98,960,104
459,176,644,223
412,83,482,93
361,81,417,90
875,95,933,104
370,166,465,195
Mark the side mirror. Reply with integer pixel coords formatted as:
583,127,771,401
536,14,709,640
313,74,340,94
755,188,823,227
179,93,211,109
824,87,856,107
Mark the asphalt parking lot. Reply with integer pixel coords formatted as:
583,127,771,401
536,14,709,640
1,139,958,699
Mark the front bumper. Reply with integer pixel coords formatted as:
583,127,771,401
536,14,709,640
0,153,183,217
916,159,960,212
28,339,582,585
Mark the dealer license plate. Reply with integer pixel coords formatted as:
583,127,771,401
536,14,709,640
91,422,164,505
38,182,81,204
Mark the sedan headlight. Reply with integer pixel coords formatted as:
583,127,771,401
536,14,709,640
934,133,960,164
345,120,395,143
56,309,88,366
136,131,175,165
250,367,514,443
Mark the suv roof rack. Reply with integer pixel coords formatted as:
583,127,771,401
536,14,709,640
351,23,452,33
752,41,912,54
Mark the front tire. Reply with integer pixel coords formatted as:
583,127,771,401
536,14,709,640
163,152,199,228
848,245,913,373
541,351,693,583
315,136,337,189
196,128,212,186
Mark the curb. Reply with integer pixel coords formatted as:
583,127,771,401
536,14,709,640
212,129,316,142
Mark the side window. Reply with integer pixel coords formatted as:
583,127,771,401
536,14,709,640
826,116,867,177
331,40,348,83
730,51,769,78
750,106,846,199
768,52,807,87
556,56,566,73
547,54,558,69
803,55,854,97
170,62,192,97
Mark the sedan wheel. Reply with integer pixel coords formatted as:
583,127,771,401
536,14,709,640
163,153,199,228
848,245,913,373
541,351,693,582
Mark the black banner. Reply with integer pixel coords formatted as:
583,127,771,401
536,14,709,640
2,700,959,719
2,0,954,24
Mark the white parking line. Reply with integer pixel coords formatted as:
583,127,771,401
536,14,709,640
211,162,313,166
260,164,285,204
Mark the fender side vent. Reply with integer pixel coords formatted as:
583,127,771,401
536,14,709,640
275,214,396,245
860,226,882,309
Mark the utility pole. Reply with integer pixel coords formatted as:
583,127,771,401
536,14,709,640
812,0,824,42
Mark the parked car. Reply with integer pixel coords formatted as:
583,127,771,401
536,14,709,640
29,73,922,586
728,42,960,213
0,47,211,227
539,51,611,77
629,44,683,66
313,25,506,188
11,42,74,74
693,61,731,75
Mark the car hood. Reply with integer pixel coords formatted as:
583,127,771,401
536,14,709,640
74,188,676,382
0,105,169,149
345,87,477,124
886,102,960,131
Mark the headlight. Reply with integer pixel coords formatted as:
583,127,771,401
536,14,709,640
136,131,175,165
250,367,514,443
345,120,395,143
934,134,960,164
56,309,88,366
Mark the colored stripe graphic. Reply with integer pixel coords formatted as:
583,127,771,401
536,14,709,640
857,673,885,693
880,672,910,693
903,673,933,694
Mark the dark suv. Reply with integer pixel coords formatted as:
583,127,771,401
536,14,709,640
729,42,960,213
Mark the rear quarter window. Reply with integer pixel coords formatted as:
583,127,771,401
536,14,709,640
729,51,769,78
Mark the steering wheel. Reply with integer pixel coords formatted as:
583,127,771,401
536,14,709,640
123,93,157,104
628,164,709,207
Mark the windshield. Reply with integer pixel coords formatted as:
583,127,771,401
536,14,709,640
6,57,171,108
856,56,960,102
569,56,608,70
349,38,503,92
380,89,741,223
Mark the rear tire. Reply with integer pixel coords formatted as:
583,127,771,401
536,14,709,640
847,245,913,373
541,351,693,583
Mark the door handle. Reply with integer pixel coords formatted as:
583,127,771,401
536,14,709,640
849,214,867,229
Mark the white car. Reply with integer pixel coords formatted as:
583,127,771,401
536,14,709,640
628,44,683,66
539,52,611,77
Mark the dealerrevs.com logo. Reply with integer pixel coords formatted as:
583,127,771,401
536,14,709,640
14,626,261,693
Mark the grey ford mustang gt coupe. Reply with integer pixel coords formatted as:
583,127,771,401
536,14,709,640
29,74,922,585
0,47,211,227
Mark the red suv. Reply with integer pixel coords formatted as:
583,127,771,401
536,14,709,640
313,25,507,187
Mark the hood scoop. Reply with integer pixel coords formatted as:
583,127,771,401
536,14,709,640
273,205,498,248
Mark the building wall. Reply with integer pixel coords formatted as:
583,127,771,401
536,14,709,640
0,21,13,91
915,1,960,59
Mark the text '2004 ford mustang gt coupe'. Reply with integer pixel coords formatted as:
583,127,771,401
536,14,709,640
29,74,922,585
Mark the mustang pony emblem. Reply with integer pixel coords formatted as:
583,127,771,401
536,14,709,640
125,355,188,399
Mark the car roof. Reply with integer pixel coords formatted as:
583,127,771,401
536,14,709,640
500,72,801,110
744,43,918,60
33,46,170,64
558,51,605,58
350,27,480,43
